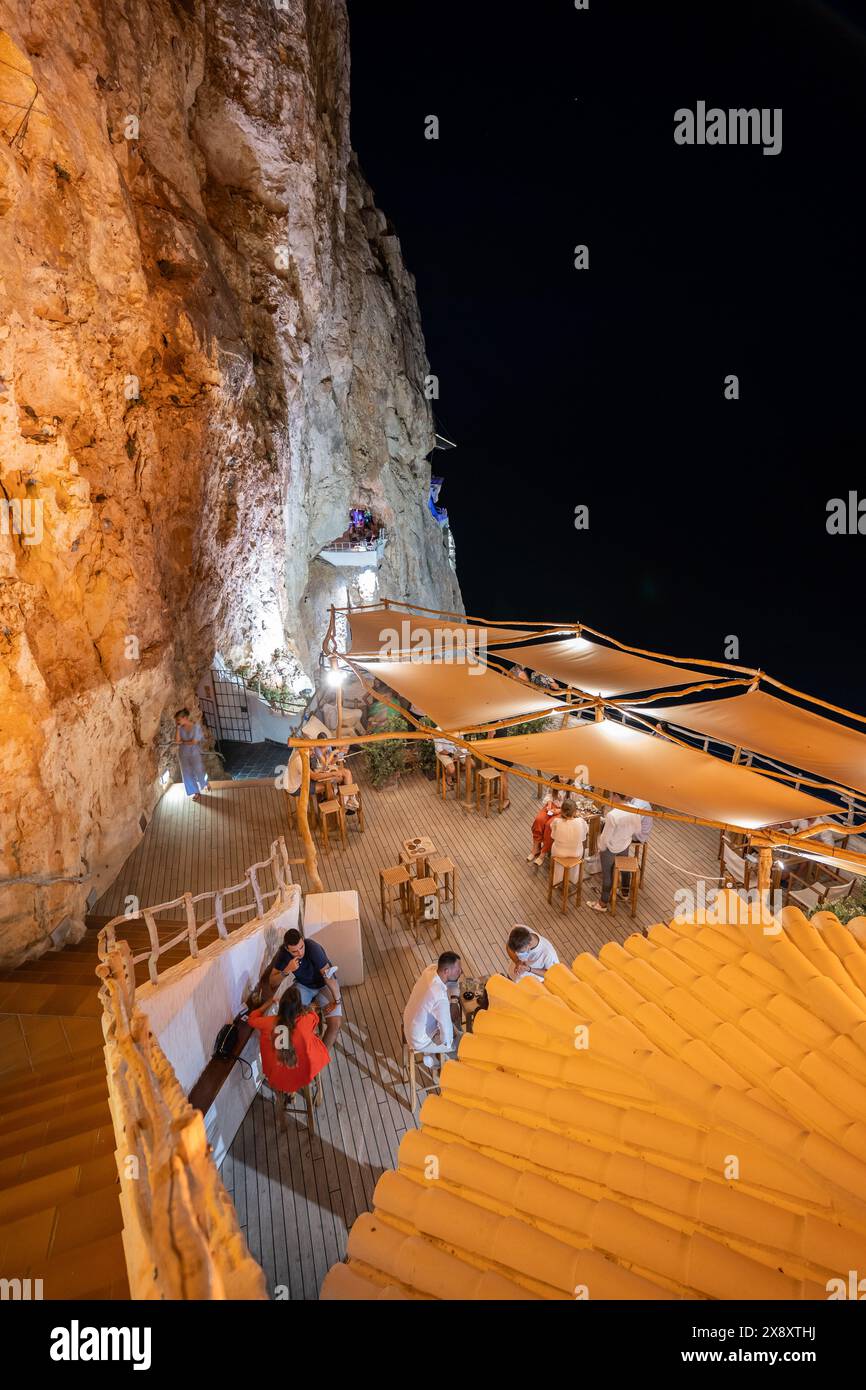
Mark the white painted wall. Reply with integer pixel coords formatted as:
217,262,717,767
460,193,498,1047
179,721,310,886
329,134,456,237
137,887,301,1094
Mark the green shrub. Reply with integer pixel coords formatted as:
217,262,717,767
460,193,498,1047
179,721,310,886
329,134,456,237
807,877,866,925
416,716,438,777
495,716,553,737
364,738,407,787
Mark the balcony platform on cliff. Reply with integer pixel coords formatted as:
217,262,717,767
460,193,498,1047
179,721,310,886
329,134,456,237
91,765,722,1299
317,530,386,568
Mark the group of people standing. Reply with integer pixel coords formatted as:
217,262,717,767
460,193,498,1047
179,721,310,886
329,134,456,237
528,785,652,910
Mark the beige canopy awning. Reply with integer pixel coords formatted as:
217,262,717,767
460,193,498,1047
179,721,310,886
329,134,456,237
352,657,564,730
646,690,866,796
481,720,837,828
347,607,537,658
493,636,712,697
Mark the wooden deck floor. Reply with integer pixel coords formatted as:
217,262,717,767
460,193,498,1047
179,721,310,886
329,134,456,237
96,765,722,1300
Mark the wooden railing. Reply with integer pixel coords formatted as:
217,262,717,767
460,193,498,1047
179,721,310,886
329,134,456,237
96,936,268,1299
101,836,297,984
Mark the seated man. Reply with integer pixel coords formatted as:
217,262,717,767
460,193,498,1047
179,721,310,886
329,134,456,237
403,951,463,1069
506,925,559,982
268,928,342,1050
433,733,466,788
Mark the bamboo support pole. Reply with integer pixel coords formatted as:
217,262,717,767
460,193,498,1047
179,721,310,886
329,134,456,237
296,749,323,894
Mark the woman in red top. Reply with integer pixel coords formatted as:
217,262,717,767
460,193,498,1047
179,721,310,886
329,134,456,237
528,787,563,866
247,985,330,1105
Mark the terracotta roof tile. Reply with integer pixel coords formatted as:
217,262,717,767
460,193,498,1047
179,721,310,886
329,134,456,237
322,902,866,1300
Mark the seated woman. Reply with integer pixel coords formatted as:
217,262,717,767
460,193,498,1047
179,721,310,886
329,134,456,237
246,984,330,1109
310,732,352,803
549,797,588,885
528,785,564,865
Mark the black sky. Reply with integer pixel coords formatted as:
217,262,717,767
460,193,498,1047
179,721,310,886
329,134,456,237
346,0,866,710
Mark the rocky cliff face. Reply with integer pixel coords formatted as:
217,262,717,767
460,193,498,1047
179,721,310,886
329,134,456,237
0,0,462,964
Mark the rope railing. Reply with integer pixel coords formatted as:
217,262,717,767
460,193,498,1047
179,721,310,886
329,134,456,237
101,837,300,984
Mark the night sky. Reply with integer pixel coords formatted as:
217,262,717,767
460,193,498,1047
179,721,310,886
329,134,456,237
346,0,865,711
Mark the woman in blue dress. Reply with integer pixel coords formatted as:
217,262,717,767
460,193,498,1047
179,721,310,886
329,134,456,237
174,708,209,801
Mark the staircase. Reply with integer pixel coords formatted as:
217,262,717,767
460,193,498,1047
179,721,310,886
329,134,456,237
0,926,141,1299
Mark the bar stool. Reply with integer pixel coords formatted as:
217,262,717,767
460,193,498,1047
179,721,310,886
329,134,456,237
402,1026,445,1113
547,855,585,912
427,855,457,915
379,865,411,927
435,756,458,801
587,814,601,857
408,877,441,944
318,798,346,852
339,783,365,832
610,854,640,919
475,767,503,818
631,838,649,886
274,1076,323,1135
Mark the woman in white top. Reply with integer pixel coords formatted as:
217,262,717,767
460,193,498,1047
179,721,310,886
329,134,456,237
549,798,588,885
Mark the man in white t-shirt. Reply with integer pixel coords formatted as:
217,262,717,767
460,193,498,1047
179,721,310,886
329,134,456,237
403,951,463,1068
506,926,559,982
589,796,643,911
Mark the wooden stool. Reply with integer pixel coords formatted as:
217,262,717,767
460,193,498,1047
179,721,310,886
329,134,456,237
435,756,458,800
547,855,584,912
319,798,346,852
380,865,411,927
402,1027,443,1113
409,876,440,943
610,854,640,919
339,783,365,832
632,839,648,885
278,1076,323,1135
475,767,503,817
427,856,457,915
587,814,601,857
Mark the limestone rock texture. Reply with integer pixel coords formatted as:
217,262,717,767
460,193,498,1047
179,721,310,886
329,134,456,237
0,0,462,963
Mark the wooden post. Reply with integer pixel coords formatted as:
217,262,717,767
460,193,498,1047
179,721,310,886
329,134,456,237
757,845,772,896
297,749,323,894
756,844,774,927
336,680,344,741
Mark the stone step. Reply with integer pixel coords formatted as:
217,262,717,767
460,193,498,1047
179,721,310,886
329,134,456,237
0,1150,119,1226
39,1231,130,1299
0,1122,116,1191
0,1096,113,1162
0,1069,108,1123
2,1219,129,1300
0,981,102,1018
0,1046,104,1103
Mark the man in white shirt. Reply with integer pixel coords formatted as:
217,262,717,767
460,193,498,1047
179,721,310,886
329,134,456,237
629,797,653,842
403,951,463,1068
589,796,643,911
506,926,559,981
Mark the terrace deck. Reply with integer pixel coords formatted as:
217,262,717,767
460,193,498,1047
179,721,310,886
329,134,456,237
95,761,722,1300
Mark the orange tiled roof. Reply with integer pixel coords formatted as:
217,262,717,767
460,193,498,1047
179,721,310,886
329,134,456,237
320,894,866,1301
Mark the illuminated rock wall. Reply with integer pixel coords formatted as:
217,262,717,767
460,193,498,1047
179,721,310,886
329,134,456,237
0,0,461,962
